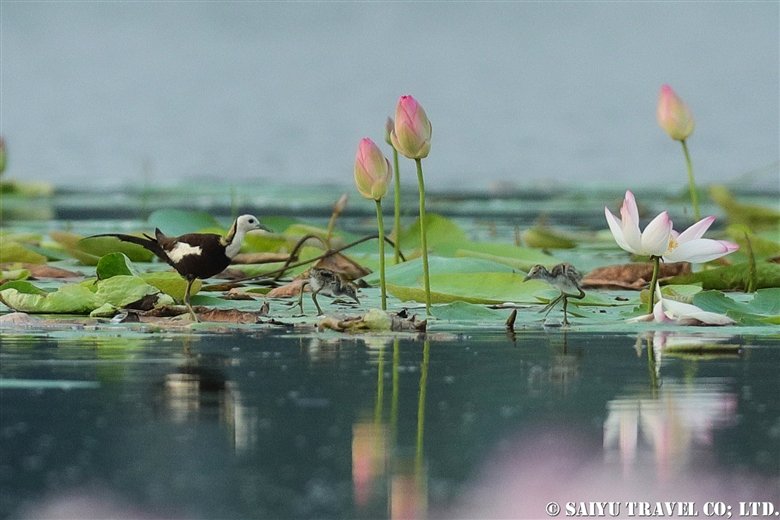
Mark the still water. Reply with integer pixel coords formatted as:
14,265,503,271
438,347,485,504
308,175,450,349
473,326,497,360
1,330,778,519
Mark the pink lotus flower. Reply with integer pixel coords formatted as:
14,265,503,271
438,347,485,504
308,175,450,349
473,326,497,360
663,216,739,263
605,190,672,257
354,138,393,201
657,84,694,141
390,95,432,160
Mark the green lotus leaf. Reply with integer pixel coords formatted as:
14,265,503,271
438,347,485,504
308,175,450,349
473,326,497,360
0,241,47,264
455,242,560,271
0,283,100,313
0,280,48,295
141,271,200,302
1,269,31,282
668,262,780,290
398,214,468,255
693,288,780,325
93,275,162,308
521,226,577,249
362,257,515,287
76,235,154,263
96,252,140,279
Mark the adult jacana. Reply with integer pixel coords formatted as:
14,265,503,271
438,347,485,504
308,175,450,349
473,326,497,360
89,214,268,321
524,263,586,326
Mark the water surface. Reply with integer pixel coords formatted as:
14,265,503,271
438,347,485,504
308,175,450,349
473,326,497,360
2,330,778,518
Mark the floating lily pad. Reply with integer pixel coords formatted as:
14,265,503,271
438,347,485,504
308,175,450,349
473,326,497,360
96,252,140,279
668,262,780,290
521,225,577,249
0,241,47,264
693,289,780,325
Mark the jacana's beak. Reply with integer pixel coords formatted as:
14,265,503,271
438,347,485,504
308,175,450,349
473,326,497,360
350,293,360,304
258,223,272,233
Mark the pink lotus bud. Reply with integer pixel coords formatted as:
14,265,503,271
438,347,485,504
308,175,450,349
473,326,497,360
391,95,432,159
384,117,394,146
354,138,393,201
657,84,694,141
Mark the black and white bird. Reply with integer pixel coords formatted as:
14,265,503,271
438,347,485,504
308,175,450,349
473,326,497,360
89,214,268,321
524,263,586,326
297,267,360,316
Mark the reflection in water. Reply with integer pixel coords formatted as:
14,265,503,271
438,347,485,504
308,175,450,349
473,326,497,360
605,332,739,480
3,331,777,519
352,338,430,520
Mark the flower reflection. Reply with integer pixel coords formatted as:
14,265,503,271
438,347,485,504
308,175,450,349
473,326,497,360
352,421,387,509
350,338,430,519
604,333,738,480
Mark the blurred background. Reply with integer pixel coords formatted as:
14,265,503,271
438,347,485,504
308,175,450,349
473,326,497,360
2,2,778,191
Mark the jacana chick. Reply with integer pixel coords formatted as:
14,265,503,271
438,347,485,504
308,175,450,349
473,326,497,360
297,267,360,316
89,214,268,322
524,263,586,326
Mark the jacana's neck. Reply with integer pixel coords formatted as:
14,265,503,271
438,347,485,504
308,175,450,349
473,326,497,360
222,219,245,259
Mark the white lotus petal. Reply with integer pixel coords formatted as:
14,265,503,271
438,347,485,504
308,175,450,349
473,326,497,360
641,211,673,256
664,239,739,264
624,190,639,225
605,207,633,253
676,216,715,243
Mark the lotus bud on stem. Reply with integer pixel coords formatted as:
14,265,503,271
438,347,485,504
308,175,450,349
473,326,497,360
354,137,393,310
657,84,700,220
391,95,433,315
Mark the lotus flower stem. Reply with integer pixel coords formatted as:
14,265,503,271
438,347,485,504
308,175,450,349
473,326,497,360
392,148,402,264
646,336,659,393
647,256,661,314
416,339,430,474
375,199,388,310
415,158,432,315
680,139,700,221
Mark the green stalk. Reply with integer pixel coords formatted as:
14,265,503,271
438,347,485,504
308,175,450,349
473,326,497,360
375,199,387,310
646,335,659,394
390,338,400,445
392,148,401,264
647,256,661,314
374,345,384,424
680,139,701,221
415,340,430,473
415,158,432,316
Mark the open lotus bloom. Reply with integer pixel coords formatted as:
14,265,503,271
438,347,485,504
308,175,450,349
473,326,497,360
628,284,735,326
606,191,738,263
663,216,739,263
605,190,672,257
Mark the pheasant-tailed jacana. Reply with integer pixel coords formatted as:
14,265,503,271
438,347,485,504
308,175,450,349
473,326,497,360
524,263,586,326
297,267,360,316
89,214,268,321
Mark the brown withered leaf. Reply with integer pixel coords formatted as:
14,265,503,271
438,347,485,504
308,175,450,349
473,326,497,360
314,253,371,280
233,252,292,264
222,288,258,300
0,262,82,279
196,308,261,323
267,278,307,298
582,262,691,290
